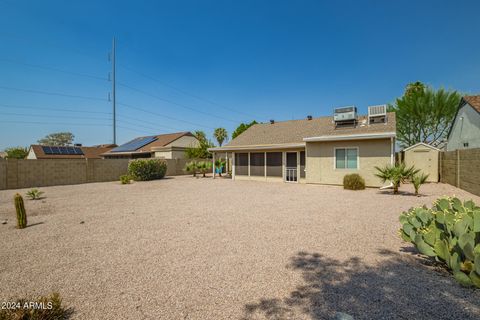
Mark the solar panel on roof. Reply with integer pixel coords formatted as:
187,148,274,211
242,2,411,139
41,146,83,155
110,136,157,152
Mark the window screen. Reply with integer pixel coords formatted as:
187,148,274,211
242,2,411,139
235,153,248,175
335,148,357,169
266,152,282,177
250,153,265,176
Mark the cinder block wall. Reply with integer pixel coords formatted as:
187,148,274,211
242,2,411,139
0,158,196,190
440,148,480,196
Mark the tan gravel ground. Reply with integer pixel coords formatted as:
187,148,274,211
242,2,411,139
1,176,480,320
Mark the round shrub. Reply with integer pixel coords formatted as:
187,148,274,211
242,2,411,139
343,173,365,190
127,159,167,181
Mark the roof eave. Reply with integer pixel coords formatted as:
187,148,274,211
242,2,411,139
303,132,396,142
209,142,306,152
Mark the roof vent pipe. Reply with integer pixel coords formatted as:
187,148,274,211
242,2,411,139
270,119,275,124
307,115,312,120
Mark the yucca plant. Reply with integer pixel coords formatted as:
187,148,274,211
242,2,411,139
375,163,419,194
411,172,429,196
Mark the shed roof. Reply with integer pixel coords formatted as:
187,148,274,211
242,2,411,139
403,142,441,152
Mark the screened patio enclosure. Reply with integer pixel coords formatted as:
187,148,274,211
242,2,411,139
214,150,305,182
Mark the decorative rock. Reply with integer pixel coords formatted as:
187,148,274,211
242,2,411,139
1,220,7,225
334,312,354,320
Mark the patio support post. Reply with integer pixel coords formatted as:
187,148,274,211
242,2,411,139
232,152,236,180
264,152,267,180
212,152,216,179
390,137,394,165
282,152,286,182
297,151,300,183
248,152,251,177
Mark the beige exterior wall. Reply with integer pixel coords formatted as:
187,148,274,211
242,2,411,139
26,148,37,159
154,149,187,159
166,135,199,148
404,144,439,182
305,139,392,187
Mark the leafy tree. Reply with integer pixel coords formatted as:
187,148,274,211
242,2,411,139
38,132,75,146
232,121,257,139
185,131,214,159
389,83,461,148
5,146,28,159
213,128,228,146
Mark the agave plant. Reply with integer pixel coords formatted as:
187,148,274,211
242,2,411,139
411,172,429,196
26,188,44,200
375,163,419,194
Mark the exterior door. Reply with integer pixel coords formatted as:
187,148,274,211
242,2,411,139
285,152,298,182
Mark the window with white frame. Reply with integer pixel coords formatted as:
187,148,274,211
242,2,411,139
335,148,358,169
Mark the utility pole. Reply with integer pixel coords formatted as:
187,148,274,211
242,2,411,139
111,37,117,145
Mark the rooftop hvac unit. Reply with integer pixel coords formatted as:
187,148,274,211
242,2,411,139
333,106,357,122
368,104,387,124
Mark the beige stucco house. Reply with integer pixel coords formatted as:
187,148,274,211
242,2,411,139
102,132,199,159
210,106,396,187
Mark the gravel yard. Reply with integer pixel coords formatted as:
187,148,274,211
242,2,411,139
1,176,480,319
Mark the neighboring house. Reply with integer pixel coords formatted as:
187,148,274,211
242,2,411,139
446,95,480,151
209,106,396,187
102,132,199,159
27,144,116,159
0,151,6,159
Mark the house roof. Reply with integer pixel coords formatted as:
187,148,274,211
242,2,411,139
212,113,396,150
30,145,115,159
105,132,195,155
463,95,480,113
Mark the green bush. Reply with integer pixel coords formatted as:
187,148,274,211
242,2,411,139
0,292,72,320
127,159,167,181
184,161,198,177
120,175,131,184
399,197,480,288
343,173,365,190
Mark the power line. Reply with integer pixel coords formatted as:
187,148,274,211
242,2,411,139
119,63,264,120
0,86,107,102
0,103,111,114
117,101,215,129
117,81,238,123
0,111,111,121
117,125,157,135
0,58,108,81
117,115,184,132
0,120,111,127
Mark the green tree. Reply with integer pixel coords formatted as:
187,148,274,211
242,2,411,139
389,83,461,148
213,128,228,146
38,132,75,146
232,121,257,139
4,147,28,159
185,131,214,159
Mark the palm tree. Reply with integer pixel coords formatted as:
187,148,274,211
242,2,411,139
184,161,197,177
196,161,212,178
375,164,419,194
411,172,429,196
213,128,228,147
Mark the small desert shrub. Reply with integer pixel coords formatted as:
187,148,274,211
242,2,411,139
196,161,212,177
343,173,365,190
0,292,72,320
411,172,429,195
184,161,198,177
127,159,167,181
399,197,480,288
120,175,131,184
26,188,44,200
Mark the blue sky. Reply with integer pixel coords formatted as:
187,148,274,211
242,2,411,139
1,0,479,149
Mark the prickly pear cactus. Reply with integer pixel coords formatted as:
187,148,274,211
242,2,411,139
399,197,480,288
14,193,27,229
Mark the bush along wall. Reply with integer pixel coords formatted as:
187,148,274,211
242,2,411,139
399,197,480,287
127,159,167,181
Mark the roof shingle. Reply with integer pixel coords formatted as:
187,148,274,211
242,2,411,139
463,95,480,113
224,112,396,147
